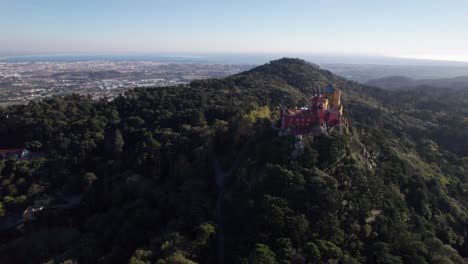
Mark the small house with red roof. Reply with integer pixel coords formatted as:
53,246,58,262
0,148,30,160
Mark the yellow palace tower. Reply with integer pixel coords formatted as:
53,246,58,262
323,84,343,115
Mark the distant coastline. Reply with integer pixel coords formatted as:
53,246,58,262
3,53,468,66
0,55,209,63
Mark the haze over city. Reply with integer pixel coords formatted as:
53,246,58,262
2,0,468,62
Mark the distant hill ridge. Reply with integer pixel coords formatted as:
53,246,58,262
366,74,468,90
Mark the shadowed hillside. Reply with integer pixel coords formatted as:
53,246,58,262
367,75,468,90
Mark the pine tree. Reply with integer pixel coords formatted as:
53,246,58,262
113,129,125,154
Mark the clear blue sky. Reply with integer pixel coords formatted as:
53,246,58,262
1,0,468,61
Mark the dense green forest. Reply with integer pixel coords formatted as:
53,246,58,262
0,58,466,263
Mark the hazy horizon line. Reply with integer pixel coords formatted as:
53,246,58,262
2,51,468,66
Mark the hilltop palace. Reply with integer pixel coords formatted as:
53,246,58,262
279,84,343,135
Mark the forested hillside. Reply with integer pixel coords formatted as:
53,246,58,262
0,58,466,264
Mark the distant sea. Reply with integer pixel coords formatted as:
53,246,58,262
2,53,468,67
0,55,211,63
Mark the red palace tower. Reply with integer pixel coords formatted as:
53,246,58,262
279,84,343,135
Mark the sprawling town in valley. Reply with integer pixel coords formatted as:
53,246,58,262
0,61,253,105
